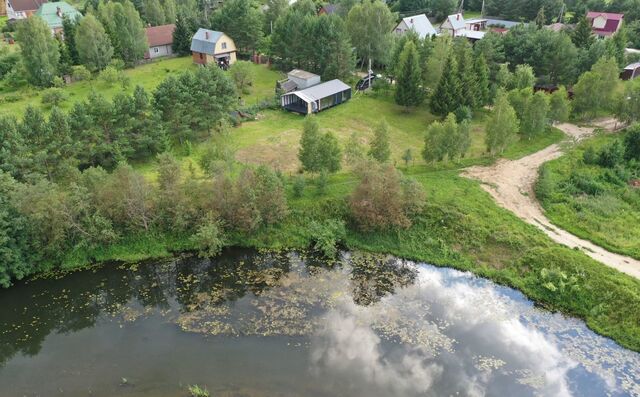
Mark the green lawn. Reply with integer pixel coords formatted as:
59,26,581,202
538,131,640,260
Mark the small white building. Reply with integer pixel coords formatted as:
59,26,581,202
144,24,175,60
440,13,466,37
287,69,321,90
393,14,437,39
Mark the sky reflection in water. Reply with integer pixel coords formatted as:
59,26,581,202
0,250,638,396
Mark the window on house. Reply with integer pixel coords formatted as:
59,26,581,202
154,47,159,53
221,42,227,50
199,53,203,59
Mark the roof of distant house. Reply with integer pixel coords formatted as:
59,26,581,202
288,69,319,80
145,24,175,47
545,22,568,32
289,79,350,102
399,14,437,38
485,18,523,28
9,0,47,12
586,11,624,21
35,1,81,29
319,4,338,14
190,28,226,54
457,29,486,40
445,13,466,30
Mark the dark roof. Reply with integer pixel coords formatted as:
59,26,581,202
145,24,175,47
320,4,337,14
9,0,46,12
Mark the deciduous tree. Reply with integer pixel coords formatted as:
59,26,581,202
15,16,60,86
75,14,114,72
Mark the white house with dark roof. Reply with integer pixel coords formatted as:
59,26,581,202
393,14,437,39
190,28,237,68
281,79,351,114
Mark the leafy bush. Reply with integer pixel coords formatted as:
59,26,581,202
308,219,346,258
71,65,91,81
455,105,473,123
191,216,227,258
41,88,68,108
624,125,640,162
99,66,120,86
582,146,598,165
350,161,426,231
187,384,210,397
597,140,625,168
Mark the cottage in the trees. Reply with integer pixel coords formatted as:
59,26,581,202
586,11,624,38
145,24,175,59
281,79,351,115
393,14,437,39
34,1,81,35
621,63,640,80
440,13,486,41
190,28,237,69
6,0,46,20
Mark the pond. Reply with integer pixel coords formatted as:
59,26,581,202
0,249,638,397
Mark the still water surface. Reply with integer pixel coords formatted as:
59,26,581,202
0,249,638,396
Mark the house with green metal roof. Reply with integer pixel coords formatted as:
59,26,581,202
35,1,81,35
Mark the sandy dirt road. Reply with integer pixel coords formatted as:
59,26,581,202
463,120,640,279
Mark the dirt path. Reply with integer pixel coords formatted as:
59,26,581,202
463,120,640,280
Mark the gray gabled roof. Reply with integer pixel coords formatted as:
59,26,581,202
288,69,319,80
190,28,224,54
446,13,466,30
400,14,437,38
284,79,350,103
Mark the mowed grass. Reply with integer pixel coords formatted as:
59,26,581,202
0,57,197,116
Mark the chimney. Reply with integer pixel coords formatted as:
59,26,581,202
410,18,413,23
205,31,209,40
456,14,460,20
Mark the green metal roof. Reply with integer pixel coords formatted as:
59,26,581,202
35,2,82,29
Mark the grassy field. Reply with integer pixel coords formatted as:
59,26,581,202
0,56,282,117
538,131,640,260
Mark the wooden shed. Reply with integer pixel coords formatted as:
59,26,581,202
281,79,351,115
621,63,640,81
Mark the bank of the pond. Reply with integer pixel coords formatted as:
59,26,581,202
50,170,640,353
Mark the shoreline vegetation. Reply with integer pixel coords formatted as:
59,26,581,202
29,161,640,353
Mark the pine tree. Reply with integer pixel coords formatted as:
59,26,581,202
368,120,391,163
473,54,490,107
535,6,546,28
395,41,424,109
430,53,460,117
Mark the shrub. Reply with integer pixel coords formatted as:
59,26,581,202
71,65,91,82
187,384,210,397
41,88,67,108
191,215,226,258
308,219,347,258
316,170,328,196
108,58,125,70
454,105,473,123
349,162,426,231
99,66,120,86
624,125,640,162
51,76,65,88
292,174,305,198
597,140,625,168
582,146,598,165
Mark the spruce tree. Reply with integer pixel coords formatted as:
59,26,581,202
173,12,194,56
572,17,595,49
394,41,424,109
430,53,460,117
473,54,490,107
62,14,80,65
456,40,476,108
